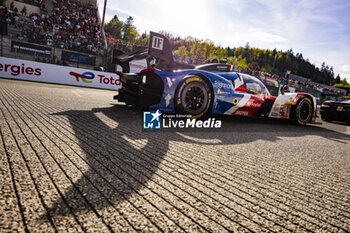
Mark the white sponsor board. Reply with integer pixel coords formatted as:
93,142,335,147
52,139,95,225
0,57,122,90
116,59,147,74
130,59,147,73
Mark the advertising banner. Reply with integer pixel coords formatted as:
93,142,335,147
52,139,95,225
11,41,52,57
0,57,121,90
61,51,96,66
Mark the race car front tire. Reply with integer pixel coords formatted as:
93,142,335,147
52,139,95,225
295,97,313,125
174,76,212,118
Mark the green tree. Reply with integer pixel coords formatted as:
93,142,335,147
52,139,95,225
173,45,189,59
122,16,139,43
335,74,341,84
234,55,248,69
104,15,123,39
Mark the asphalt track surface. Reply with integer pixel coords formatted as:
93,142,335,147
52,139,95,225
0,78,349,233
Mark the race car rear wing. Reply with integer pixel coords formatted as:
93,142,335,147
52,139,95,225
113,31,194,72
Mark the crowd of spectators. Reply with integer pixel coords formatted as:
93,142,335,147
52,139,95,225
1,0,105,55
258,72,346,95
113,40,135,53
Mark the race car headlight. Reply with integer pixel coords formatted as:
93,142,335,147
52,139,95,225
142,75,146,84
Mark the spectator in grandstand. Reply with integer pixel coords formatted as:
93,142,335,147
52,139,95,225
40,0,46,10
20,6,27,16
16,33,24,40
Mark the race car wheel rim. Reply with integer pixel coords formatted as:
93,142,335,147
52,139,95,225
297,98,312,124
185,87,204,109
300,102,311,120
181,82,209,115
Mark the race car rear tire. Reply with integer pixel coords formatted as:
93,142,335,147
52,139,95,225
174,76,212,118
295,97,313,125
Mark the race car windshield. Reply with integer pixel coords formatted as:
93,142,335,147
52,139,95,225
242,74,271,96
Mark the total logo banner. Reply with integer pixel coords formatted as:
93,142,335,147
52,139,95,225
143,110,222,129
0,57,122,90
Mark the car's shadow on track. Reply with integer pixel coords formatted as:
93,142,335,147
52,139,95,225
46,104,350,219
321,120,350,126
166,114,350,145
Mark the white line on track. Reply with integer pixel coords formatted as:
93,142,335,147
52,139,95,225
71,90,82,98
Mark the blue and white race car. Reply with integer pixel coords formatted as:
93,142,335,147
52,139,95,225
114,32,317,125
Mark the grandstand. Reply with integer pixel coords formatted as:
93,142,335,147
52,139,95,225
0,0,106,70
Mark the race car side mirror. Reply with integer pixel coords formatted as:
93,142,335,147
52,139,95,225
284,85,290,93
280,85,290,95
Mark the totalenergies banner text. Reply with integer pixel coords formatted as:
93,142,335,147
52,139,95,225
0,57,121,90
